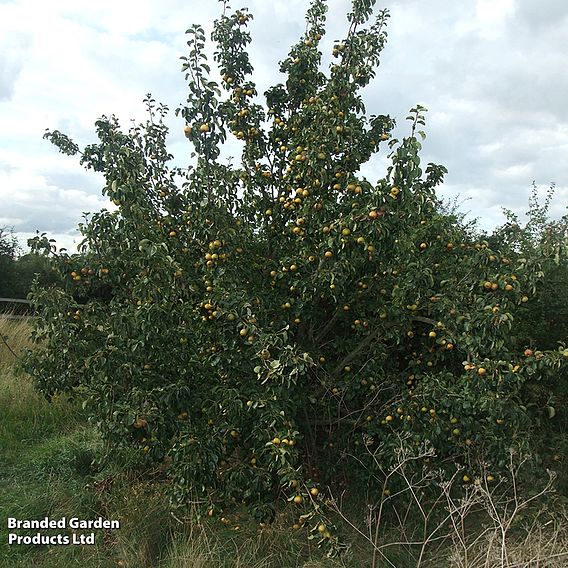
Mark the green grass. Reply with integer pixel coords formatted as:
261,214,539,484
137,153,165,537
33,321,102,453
0,362,355,567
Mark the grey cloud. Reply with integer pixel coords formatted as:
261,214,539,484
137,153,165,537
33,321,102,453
12,210,82,234
349,0,567,225
2,191,107,235
514,0,568,31
43,171,104,197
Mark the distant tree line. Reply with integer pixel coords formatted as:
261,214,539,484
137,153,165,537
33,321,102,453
0,228,61,300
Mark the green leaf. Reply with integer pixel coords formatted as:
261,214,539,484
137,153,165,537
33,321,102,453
546,406,556,419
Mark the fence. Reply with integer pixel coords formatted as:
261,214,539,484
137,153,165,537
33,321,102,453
0,297,34,318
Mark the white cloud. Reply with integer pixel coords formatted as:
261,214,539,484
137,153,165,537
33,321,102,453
497,163,533,180
476,0,515,25
0,0,566,255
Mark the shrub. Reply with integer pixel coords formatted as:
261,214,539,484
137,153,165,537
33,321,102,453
24,0,568,548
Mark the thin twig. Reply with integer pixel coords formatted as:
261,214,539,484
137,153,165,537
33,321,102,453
1,333,20,359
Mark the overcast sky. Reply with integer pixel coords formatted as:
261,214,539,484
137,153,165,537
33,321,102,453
1,0,567,252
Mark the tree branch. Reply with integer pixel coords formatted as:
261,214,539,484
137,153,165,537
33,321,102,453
332,328,381,376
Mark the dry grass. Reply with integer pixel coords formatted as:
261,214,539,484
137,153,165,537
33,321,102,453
0,312,34,367
447,508,568,568
157,517,353,568
328,436,568,568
